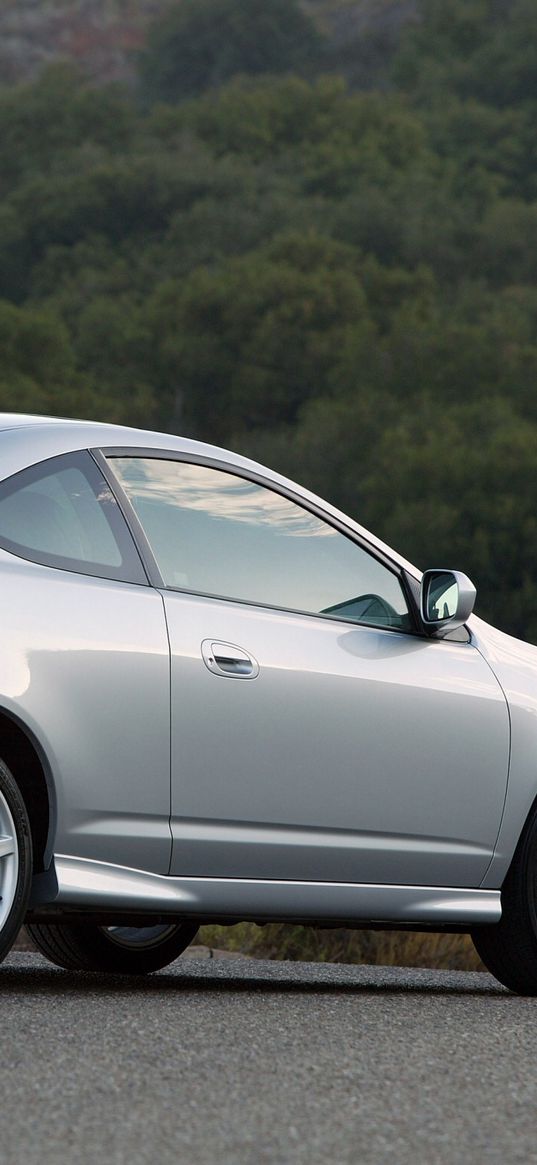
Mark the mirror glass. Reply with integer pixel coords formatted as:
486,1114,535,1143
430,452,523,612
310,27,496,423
425,571,458,622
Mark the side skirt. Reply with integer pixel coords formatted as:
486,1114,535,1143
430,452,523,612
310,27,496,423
30,855,501,927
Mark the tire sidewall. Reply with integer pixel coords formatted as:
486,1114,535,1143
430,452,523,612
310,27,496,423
517,810,537,944
28,918,199,974
0,758,32,962
83,921,199,973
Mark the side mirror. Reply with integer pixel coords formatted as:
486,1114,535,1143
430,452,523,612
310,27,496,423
420,569,476,637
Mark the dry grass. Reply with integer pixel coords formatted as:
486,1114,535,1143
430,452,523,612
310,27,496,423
198,922,485,970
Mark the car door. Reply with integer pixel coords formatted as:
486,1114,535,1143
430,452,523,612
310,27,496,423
0,451,171,874
109,452,510,889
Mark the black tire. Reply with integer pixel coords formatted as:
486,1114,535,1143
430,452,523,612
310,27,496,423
27,919,199,974
0,757,33,964
472,807,537,994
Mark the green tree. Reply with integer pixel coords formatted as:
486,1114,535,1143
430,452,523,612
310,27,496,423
146,233,371,440
394,0,537,110
139,0,323,104
0,300,99,419
177,76,430,187
0,65,135,194
474,200,537,284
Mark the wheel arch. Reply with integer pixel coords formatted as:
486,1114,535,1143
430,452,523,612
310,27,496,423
506,788,537,877
482,781,537,892
0,707,56,874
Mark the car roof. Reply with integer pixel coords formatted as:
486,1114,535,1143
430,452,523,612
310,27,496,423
0,413,112,432
0,413,420,579
0,412,230,464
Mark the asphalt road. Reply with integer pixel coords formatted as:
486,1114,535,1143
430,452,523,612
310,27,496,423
1,950,536,1165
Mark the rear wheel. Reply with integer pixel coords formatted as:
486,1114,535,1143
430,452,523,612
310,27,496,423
472,807,537,994
27,919,199,974
0,758,33,963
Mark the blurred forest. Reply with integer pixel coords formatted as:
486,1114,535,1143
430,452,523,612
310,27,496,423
2,0,537,643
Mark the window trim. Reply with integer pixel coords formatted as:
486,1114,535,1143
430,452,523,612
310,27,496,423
96,446,421,635
0,451,148,585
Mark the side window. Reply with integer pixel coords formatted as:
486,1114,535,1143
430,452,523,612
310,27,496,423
110,456,411,631
0,452,146,584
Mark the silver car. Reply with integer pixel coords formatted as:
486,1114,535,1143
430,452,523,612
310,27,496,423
0,413,536,991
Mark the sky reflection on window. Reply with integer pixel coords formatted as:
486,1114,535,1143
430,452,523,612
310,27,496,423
114,458,335,538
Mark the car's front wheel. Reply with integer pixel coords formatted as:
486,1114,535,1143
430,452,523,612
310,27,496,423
473,807,537,994
27,919,199,974
0,758,33,964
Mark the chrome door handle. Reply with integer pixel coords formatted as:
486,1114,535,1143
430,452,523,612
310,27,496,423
201,640,259,679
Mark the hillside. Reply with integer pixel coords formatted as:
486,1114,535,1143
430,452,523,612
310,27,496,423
0,0,417,87
0,0,159,86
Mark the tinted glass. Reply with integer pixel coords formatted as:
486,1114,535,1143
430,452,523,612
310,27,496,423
0,452,145,583
111,457,411,630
